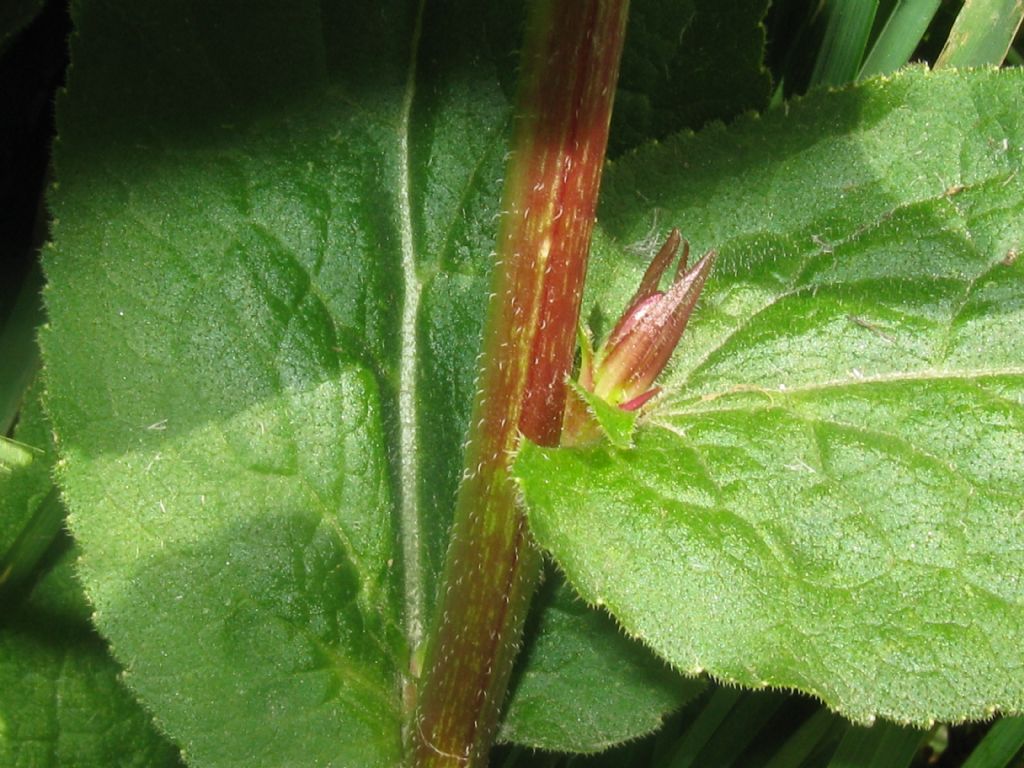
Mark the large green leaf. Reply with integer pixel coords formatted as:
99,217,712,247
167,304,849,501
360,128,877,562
43,0,729,762
519,67,1024,726
44,1,466,764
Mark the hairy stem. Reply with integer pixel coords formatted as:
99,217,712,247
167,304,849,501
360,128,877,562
411,2,629,765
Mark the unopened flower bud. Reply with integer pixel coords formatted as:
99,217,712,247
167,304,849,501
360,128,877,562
591,229,715,409
563,229,715,445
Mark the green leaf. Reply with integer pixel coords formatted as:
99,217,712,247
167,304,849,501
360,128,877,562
0,379,61,604
0,387,181,767
0,382,54,551
567,381,638,450
500,573,702,753
43,0,691,760
518,68,1024,726
0,549,185,768
610,0,771,156
43,1,462,763
0,436,37,471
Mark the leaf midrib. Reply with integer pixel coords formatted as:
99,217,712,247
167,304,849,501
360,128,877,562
658,366,1024,418
397,0,427,663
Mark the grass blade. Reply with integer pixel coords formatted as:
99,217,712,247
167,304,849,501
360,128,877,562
810,0,880,88
859,0,942,77
935,0,1024,68
961,717,1024,768
658,689,793,768
827,721,926,768
762,709,846,768
685,691,789,767
661,687,743,768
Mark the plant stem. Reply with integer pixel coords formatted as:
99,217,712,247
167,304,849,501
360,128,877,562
411,2,629,765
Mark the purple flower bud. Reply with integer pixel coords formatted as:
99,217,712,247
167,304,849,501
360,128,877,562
588,229,715,409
